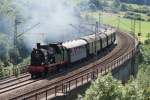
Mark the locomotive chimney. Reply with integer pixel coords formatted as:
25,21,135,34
37,43,41,49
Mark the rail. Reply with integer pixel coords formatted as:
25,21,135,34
11,38,138,100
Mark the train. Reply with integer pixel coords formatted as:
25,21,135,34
28,28,117,78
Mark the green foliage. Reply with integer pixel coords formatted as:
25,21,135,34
137,65,150,88
0,0,16,66
0,0,15,16
138,33,141,36
140,45,150,64
123,80,144,100
120,3,128,11
89,0,105,10
132,6,150,14
120,0,150,5
0,65,4,78
124,12,144,21
112,0,121,9
84,73,145,100
18,57,30,73
88,0,121,12
137,41,150,99
88,0,150,15
137,64,150,99
0,62,14,79
144,87,150,100
120,3,150,14
0,0,30,68
144,39,150,44
0,35,30,66
84,73,123,100
0,33,12,63
134,42,150,99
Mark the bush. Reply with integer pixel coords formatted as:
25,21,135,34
0,33,30,66
124,12,145,21
138,33,141,36
121,3,128,11
140,45,150,64
144,39,150,45
84,74,123,100
84,73,145,100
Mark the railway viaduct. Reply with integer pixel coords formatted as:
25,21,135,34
53,32,139,100
54,57,138,100
0,30,139,100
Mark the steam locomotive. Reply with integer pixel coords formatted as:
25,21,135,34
28,28,116,78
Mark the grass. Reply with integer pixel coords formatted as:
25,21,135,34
82,12,150,42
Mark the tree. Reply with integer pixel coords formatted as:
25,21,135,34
0,0,14,15
123,80,144,100
102,1,108,7
140,45,150,64
120,0,150,5
0,34,11,64
136,64,150,100
84,74,123,100
147,12,150,17
0,0,16,34
84,73,145,100
89,0,103,10
0,0,29,66
112,0,121,9
121,3,128,11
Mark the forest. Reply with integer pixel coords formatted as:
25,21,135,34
120,0,150,5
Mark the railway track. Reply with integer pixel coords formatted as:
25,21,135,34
0,31,138,100
0,79,38,94
0,73,41,95
0,73,30,86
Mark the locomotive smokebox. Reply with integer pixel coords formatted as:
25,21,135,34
37,43,41,49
